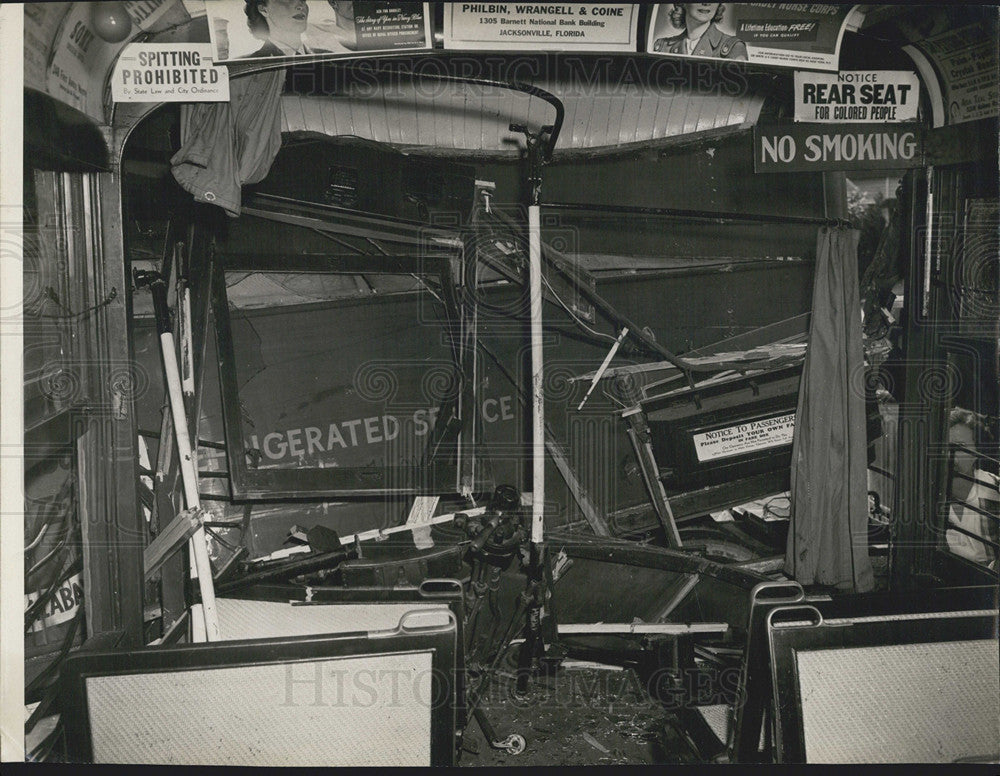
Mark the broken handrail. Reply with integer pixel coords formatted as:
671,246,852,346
372,64,565,161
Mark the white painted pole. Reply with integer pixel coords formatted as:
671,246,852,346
158,328,220,642
529,204,545,545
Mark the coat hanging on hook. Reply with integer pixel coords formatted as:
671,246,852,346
171,69,285,217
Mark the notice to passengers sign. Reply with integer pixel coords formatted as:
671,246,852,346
794,71,920,123
443,3,640,52
692,413,796,463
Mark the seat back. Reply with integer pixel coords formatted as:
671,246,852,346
729,579,805,762
766,603,999,763
61,589,461,766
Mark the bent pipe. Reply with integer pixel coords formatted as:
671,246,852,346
372,64,565,161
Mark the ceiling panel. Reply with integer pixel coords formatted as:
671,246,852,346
280,78,765,156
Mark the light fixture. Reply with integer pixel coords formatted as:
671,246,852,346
90,2,133,44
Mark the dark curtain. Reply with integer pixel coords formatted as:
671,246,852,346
785,227,874,592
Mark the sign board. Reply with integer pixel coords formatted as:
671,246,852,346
754,122,924,173
909,23,999,126
206,0,432,62
646,3,865,70
24,0,178,122
692,413,796,463
25,572,84,633
443,3,640,52
794,71,919,123
111,44,229,102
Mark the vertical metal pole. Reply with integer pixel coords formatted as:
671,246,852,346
529,203,545,545
159,331,219,641
922,165,935,317
148,276,219,642
160,328,218,641
514,125,552,696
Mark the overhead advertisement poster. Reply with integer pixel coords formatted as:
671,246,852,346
205,1,432,62
23,0,178,122
794,71,920,123
443,3,641,52
907,23,998,125
646,3,865,70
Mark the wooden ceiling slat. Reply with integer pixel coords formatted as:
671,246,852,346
348,85,376,142
558,89,579,148
714,90,738,133
634,88,659,144
282,96,307,133
459,85,472,151
363,86,390,145
441,82,470,148
662,93,688,139
696,94,720,134
570,88,587,148
397,89,421,146
413,87,436,146
604,91,627,148
730,92,751,126
577,90,598,148
588,88,613,147
479,88,494,153
649,91,671,140
494,90,510,151
429,83,444,147
683,94,703,135
431,81,448,147
619,83,643,146
298,94,328,135
317,96,337,137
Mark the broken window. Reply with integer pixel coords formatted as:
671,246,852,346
211,206,468,499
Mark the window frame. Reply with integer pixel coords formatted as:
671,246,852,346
212,248,466,500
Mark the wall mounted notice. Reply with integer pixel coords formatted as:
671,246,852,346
754,122,924,172
794,71,919,123
646,3,865,70
444,4,640,52
24,0,178,122
111,44,229,102
912,24,998,125
692,413,795,463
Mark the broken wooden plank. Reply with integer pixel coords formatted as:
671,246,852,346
558,622,729,635
144,507,204,578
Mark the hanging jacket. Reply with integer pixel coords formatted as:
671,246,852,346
171,69,285,217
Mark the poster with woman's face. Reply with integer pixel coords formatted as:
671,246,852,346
646,3,863,70
206,0,432,62
646,4,748,62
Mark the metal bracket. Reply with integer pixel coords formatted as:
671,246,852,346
622,410,683,548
